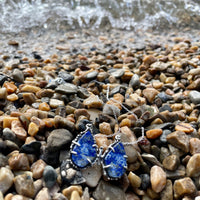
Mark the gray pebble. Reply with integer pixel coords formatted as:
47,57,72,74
189,90,200,104
43,165,58,188
55,83,78,94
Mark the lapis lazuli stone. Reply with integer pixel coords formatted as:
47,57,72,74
103,142,127,179
71,130,97,168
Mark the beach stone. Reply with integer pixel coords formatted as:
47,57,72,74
99,122,113,135
7,93,18,101
31,159,46,179
13,69,24,83
52,193,68,200
85,70,98,80
9,195,31,200
173,177,196,199
187,78,200,90
28,122,39,137
110,69,125,78
70,191,81,200
43,165,57,188
21,85,41,93
55,83,77,94
166,131,189,152
81,164,102,187
175,122,194,133
8,152,30,171
0,75,7,86
160,129,171,143
0,153,8,167
62,185,83,199
49,99,64,108
128,172,141,188
23,93,36,105
160,179,173,200
38,102,50,111
190,138,200,155
150,165,166,193
83,94,103,108
35,187,51,200
166,165,186,179
142,153,162,167
0,87,7,99
93,180,126,200
157,92,173,103
143,88,159,103
0,167,14,194
58,71,74,82
20,141,41,155
139,174,150,190
103,104,120,116
11,120,27,141
3,82,17,94
2,128,16,142
189,91,200,104
163,155,180,171
186,153,200,177
77,86,90,99
143,55,157,65
47,129,73,151
74,109,90,120
129,74,140,88
189,68,200,76
146,129,163,139
54,115,75,131
13,174,35,198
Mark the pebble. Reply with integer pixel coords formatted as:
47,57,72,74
47,129,73,151
160,179,173,200
2,127,16,142
11,120,27,141
0,153,8,167
173,177,196,199
83,94,103,108
81,164,102,187
190,138,200,155
143,88,159,103
3,82,17,94
160,129,171,143
55,83,78,94
7,93,18,101
49,99,65,108
162,154,180,171
70,190,81,200
143,55,157,65
13,69,24,83
146,129,163,139
99,122,113,135
13,174,35,198
23,93,36,105
0,167,14,194
109,69,125,78
28,122,39,137
35,188,51,200
150,165,167,193
0,87,7,99
58,71,74,82
62,185,83,199
93,180,126,200
129,74,140,88
139,174,150,190
102,103,120,116
189,90,200,104
186,153,200,177
20,141,41,155
21,85,41,93
166,131,189,152
31,159,46,179
128,172,141,188
175,122,194,133
54,115,75,131
38,102,50,111
43,165,58,188
8,152,30,171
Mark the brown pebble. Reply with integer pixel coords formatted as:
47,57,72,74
119,118,132,128
186,153,200,177
143,55,157,65
74,109,90,120
146,129,163,139
189,138,200,155
3,117,18,128
175,122,194,133
162,155,180,171
7,94,18,101
95,134,109,151
28,122,39,137
21,85,41,93
3,82,17,94
23,93,36,105
62,185,82,199
128,172,141,188
31,159,46,179
83,94,103,108
143,88,159,103
99,122,113,135
173,177,196,199
11,120,27,140
38,102,50,111
8,152,30,171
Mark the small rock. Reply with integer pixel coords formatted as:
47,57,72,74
49,99,65,108
47,129,73,151
128,172,141,188
35,187,51,200
99,122,113,135
93,180,126,200
70,190,81,200
62,185,83,199
129,74,140,88
58,71,74,82
55,83,77,94
20,141,41,155
11,120,27,141
13,69,24,83
0,167,14,194
0,153,8,167
190,138,200,155
13,174,35,198
143,55,157,65
160,129,171,143
74,109,90,120
146,129,163,139
175,122,194,133
81,164,102,187
143,88,159,103
142,153,162,167
43,165,58,188
163,155,180,171
102,104,120,116
31,159,46,179
109,69,125,78
0,87,7,99
83,94,103,108
187,78,200,90
54,115,75,131
52,192,68,200
166,131,189,152
23,93,36,105
38,102,50,111
173,177,196,199
21,85,41,93
166,165,186,179
28,122,39,137
2,127,16,142
139,174,150,190
150,165,166,193
160,179,173,200
7,93,18,101
3,82,17,94
186,153,200,177
157,92,173,103
8,152,30,171
189,90,200,104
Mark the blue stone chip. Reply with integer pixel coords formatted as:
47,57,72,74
103,142,127,179
71,130,97,168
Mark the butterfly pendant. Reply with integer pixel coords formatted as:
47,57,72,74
70,124,127,180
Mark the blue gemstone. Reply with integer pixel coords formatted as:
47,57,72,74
71,130,97,168
103,142,127,179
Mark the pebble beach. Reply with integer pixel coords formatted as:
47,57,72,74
1,20,200,200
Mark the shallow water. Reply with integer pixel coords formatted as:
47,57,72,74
0,0,200,34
